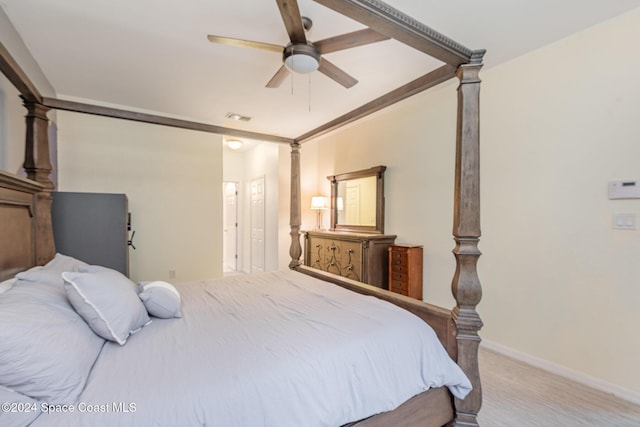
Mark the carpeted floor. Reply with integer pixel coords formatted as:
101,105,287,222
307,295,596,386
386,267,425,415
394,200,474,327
477,347,640,426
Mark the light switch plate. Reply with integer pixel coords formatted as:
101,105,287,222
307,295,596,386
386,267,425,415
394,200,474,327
613,213,637,230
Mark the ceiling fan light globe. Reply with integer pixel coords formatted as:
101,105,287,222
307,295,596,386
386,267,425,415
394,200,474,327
283,43,321,74
284,53,319,73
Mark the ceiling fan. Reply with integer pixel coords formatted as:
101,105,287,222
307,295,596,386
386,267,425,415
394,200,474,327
207,0,389,89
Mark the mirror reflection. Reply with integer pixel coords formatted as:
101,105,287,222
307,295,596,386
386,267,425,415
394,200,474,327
336,176,377,226
328,165,386,234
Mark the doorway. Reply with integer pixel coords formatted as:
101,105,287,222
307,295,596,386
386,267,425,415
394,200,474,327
222,181,238,273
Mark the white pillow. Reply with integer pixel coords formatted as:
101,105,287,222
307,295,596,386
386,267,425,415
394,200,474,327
62,268,150,345
138,281,182,319
0,281,105,404
15,253,87,287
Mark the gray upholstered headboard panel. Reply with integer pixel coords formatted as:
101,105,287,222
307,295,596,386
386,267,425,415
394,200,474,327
0,170,42,281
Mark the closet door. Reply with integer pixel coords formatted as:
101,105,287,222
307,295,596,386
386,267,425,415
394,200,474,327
223,182,239,273
250,177,265,273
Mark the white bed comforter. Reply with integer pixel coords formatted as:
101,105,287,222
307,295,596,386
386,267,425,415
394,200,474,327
31,270,471,427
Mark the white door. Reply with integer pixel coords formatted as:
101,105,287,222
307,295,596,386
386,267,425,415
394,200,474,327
345,182,361,224
250,177,265,273
222,182,238,273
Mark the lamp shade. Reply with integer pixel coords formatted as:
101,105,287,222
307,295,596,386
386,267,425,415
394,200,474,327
310,196,328,210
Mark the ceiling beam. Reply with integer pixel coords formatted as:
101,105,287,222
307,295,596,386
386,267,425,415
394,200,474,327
312,0,475,66
296,64,456,144
0,40,42,104
42,98,295,145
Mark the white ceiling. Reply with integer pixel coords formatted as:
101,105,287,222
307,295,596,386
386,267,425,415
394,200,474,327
2,0,639,141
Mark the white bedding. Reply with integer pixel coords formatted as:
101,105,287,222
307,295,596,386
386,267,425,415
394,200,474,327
30,270,470,427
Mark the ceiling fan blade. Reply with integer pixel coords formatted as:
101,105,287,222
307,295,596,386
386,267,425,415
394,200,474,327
315,28,390,54
266,65,291,88
207,35,283,53
318,59,358,89
275,0,307,43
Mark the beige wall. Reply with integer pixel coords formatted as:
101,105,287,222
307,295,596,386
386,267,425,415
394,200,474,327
56,111,223,283
0,72,26,174
479,9,640,397
284,9,640,398
0,8,55,99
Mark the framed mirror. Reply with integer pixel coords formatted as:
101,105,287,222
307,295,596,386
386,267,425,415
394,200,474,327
327,165,386,234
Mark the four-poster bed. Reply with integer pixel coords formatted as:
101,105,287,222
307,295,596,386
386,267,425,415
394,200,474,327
0,0,484,426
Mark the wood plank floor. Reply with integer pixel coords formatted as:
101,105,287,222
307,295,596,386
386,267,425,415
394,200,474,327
477,347,640,426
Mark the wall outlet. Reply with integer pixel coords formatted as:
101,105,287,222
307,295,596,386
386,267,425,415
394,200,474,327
169,270,176,279
613,213,636,230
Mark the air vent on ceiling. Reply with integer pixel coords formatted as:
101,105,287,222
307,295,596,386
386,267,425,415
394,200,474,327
225,112,252,122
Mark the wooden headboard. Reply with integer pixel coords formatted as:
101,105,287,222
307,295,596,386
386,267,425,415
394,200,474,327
0,170,43,281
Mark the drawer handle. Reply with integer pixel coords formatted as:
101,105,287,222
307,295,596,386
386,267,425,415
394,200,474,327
346,265,353,271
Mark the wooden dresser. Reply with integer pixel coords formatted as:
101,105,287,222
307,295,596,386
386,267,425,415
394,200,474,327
304,231,396,289
388,244,423,299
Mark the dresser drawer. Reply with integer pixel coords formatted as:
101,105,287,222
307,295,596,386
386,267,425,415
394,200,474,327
338,240,362,271
308,237,329,269
391,287,408,296
389,248,406,256
389,256,408,268
390,263,408,274
389,271,407,282
389,248,408,259
390,279,408,292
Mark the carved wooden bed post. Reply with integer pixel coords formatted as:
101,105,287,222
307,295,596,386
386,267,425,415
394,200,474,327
22,98,56,265
451,50,485,427
289,141,302,268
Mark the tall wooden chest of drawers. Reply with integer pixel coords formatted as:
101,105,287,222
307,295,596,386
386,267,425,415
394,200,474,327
388,244,423,299
304,231,396,289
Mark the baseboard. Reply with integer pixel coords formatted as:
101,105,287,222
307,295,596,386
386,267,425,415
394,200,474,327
480,340,640,406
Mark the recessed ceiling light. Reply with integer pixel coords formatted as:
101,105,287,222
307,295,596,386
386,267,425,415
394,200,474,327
225,112,252,122
227,139,243,150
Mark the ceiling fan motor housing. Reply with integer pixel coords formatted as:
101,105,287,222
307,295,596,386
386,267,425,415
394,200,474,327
283,43,321,73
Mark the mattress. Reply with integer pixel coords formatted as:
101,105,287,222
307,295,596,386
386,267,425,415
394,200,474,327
29,269,471,427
